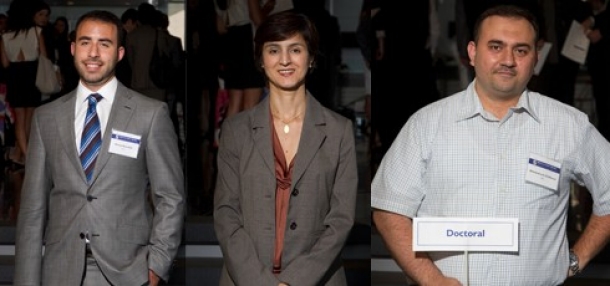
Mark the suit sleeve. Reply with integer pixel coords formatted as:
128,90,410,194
14,110,52,285
278,119,358,285
213,118,281,285
145,103,185,282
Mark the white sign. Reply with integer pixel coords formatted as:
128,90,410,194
561,20,590,65
413,217,519,252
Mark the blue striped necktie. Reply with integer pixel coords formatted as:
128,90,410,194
80,93,103,183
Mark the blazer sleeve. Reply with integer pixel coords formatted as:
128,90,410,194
278,119,358,285
14,110,52,285
213,118,281,285
145,103,185,282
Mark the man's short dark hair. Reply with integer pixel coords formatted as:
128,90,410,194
75,10,124,48
473,5,540,44
137,2,157,26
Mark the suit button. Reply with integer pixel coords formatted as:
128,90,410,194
292,189,299,196
80,232,85,239
290,222,297,230
86,195,97,202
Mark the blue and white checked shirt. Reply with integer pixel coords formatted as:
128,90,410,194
371,81,610,286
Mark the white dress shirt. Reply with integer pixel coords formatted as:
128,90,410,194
74,77,118,152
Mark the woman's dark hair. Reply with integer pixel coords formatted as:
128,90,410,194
6,0,51,38
6,0,35,35
32,0,51,17
253,11,319,70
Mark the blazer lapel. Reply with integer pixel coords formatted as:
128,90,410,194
251,96,276,175
57,92,86,182
292,94,326,185
89,83,136,185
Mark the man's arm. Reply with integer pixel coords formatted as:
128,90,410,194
570,214,610,276
372,210,462,286
146,103,185,282
14,110,51,285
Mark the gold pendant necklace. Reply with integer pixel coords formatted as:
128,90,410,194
273,111,303,134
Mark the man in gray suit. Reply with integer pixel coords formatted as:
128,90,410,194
13,10,184,286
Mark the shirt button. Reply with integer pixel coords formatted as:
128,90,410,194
292,189,299,196
290,222,297,230
86,195,97,202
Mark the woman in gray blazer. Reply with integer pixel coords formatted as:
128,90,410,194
213,11,358,286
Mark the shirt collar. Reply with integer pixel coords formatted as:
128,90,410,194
77,77,118,103
455,79,540,123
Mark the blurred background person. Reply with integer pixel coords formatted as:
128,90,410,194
117,7,138,88
214,0,266,118
126,2,173,102
585,0,610,141
527,0,593,106
51,16,78,99
32,0,58,102
1,0,47,168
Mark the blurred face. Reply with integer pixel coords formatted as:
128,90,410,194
123,19,137,33
467,15,537,101
34,9,50,27
71,19,124,91
54,20,66,34
261,33,312,92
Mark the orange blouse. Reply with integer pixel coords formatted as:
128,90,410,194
271,115,295,275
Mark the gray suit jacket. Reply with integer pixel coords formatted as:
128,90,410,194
14,82,185,285
214,94,358,286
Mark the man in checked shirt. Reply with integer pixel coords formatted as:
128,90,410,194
372,4,610,286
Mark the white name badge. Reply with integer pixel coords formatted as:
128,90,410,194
525,153,561,191
108,129,141,159
413,217,519,252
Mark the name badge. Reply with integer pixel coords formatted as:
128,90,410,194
413,217,519,252
525,153,561,191
108,129,141,159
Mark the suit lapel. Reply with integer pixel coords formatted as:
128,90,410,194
57,92,86,182
251,96,276,175
292,94,326,185
90,84,136,185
